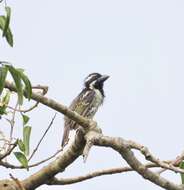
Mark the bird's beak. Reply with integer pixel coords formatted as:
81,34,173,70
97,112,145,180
98,75,110,83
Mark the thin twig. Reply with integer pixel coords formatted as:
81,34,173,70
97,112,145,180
7,85,48,113
28,113,57,161
0,149,62,169
0,141,17,160
127,140,184,174
8,102,39,113
28,149,62,167
8,101,18,151
0,129,10,152
10,102,18,139
157,151,184,174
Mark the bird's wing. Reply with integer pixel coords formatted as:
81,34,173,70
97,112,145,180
61,89,95,147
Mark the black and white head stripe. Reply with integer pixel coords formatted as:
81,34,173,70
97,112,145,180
84,73,102,88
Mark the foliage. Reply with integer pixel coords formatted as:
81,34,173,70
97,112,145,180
0,62,32,106
0,2,33,170
0,61,32,169
15,115,31,169
0,6,13,47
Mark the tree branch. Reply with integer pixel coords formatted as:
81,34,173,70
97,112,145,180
21,130,86,190
94,136,184,190
28,113,57,161
47,163,158,185
0,149,62,169
5,81,92,129
0,141,17,160
8,84,48,113
128,140,184,174
3,80,184,190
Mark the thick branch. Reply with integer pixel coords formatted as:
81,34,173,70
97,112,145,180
5,81,92,128
95,136,184,190
47,163,157,185
3,81,184,190
128,140,184,174
21,130,86,190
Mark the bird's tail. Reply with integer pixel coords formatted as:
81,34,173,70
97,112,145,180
61,125,70,148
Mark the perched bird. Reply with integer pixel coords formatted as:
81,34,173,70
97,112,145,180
61,73,109,147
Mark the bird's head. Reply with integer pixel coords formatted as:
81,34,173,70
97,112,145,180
84,73,109,95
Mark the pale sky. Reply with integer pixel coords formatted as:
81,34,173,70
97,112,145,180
1,0,184,189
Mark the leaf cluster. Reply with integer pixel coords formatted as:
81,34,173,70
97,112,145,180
0,6,13,47
0,62,32,109
15,114,31,170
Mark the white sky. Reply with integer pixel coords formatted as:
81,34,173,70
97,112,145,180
1,0,184,189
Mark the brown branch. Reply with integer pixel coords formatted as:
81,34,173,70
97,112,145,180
0,141,17,160
8,85,48,113
22,134,184,190
31,85,48,95
22,133,184,190
0,129,10,153
128,140,184,174
83,127,102,162
21,130,86,190
94,136,183,190
47,163,158,185
158,151,184,174
3,80,184,190
5,81,92,128
140,146,184,174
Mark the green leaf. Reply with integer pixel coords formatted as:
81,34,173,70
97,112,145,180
0,66,8,95
0,16,13,47
23,126,31,156
2,90,10,105
3,7,11,37
0,105,6,115
0,90,10,115
22,114,30,125
0,16,6,31
17,139,25,152
14,152,28,169
16,69,32,100
16,68,24,72
6,65,23,105
180,161,184,184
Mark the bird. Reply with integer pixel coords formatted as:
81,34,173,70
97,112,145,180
61,73,109,148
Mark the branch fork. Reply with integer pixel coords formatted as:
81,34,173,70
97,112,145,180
2,80,184,190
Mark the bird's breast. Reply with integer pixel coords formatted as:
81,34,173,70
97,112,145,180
85,89,103,118
93,89,103,106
